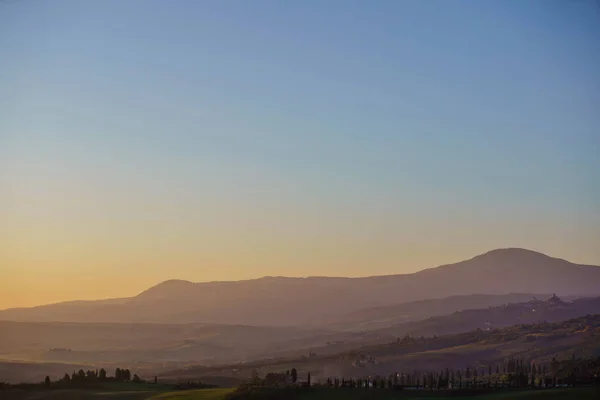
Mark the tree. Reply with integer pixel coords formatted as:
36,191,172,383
78,370,85,380
133,374,142,383
123,369,131,382
99,369,107,380
307,372,311,386
63,373,70,382
45,376,51,386
115,368,122,381
291,368,298,383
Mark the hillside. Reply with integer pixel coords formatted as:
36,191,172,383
230,295,600,360
328,293,581,331
370,295,600,338
1,249,599,326
162,314,600,383
3,296,600,384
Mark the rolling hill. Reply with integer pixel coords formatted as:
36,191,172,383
161,314,600,383
3,295,600,384
370,295,600,338
328,293,583,331
1,248,599,326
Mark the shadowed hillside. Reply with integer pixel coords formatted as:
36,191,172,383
3,296,600,384
1,249,599,326
161,314,600,384
328,293,583,331
371,295,600,338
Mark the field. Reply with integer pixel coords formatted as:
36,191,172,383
152,388,235,399
1,386,598,400
156,387,600,399
0,383,171,400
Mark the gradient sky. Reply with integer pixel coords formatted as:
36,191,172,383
1,0,599,309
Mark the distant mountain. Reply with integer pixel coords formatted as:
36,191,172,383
1,248,599,326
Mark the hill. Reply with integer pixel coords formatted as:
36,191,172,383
328,293,582,331
369,295,600,338
3,296,600,386
228,295,600,360
162,314,600,384
1,249,599,326
3,295,599,381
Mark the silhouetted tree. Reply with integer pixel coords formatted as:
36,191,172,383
291,368,298,383
133,374,141,383
63,373,70,382
99,369,107,380
115,368,122,381
45,376,51,386
307,372,311,386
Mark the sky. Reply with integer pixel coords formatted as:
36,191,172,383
1,0,599,309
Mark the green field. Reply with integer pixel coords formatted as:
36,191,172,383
1,387,598,400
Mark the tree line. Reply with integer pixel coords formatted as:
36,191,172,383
253,356,600,390
42,368,145,387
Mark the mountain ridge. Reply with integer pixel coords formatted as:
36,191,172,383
2,248,600,326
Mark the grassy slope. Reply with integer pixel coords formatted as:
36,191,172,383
152,388,235,399
0,383,171,400
161,315,600,383
1,386,598,400
152,387,600,400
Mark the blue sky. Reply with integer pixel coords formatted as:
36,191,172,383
1,0,599,306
